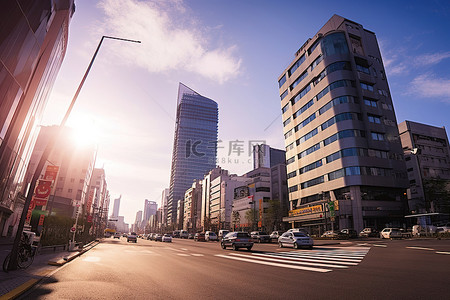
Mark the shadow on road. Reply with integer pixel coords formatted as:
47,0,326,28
18,276,59,299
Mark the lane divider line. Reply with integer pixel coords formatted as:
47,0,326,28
435,251,450,255
406,247,435,251
372,244,387,247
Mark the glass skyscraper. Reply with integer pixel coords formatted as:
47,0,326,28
168,83,218,225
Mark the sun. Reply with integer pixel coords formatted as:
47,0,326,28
67,114,100,148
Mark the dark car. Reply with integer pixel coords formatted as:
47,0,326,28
250,231,270,243
221,232,253,251
127,232,138,243
359,228,379,237
188,233,195,239
154,234,163,242
194,233,205,242
340,229,358,239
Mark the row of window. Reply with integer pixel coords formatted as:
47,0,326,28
313,61,351,86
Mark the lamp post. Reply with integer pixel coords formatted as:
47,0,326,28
8,36,140,270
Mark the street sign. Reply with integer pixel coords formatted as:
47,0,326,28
70,227,76,232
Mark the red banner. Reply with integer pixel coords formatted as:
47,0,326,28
44,165,59,181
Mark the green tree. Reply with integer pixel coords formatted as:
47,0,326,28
245,209,257,231
263,199,283,232
423,178,450,215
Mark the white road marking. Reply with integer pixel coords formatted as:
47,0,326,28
372,244,387,247
82,256,101,262
230,253,348,269
275,252,362,262
176,253,190,256
253,253,358,266
191,254,204,257
180,248,188,251
436,251,450,255
406,247,435,251
214,254,331,273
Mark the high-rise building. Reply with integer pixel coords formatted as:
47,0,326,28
0,0,75,236
143,199,157,223
399,120,450,218
161,188,169,226
278,15,408,234
112,195,121,218
135,210,142,229
89,168,109,235
168,83,218,224
253,144,286,169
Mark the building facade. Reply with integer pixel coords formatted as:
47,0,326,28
0,0,75,236
278,15,408,234
399,121,450,218
183,180,202,232
168,83,218,225
253,144,286,169
112,195,121,218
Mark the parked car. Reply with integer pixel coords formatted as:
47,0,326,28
221,232,253,251
270,231,285,242
205,231,218,241
218,230,230,241
250,231,271,243
180,230,189,239
412,225,438,236
278,231,313,249
380,228,402,239
321,231,340,239
127,232,138,243
359,228,379,237
172,230,181,238
162,234,172,242
154,234,163,242
114,232,121,239
188,233,195,239
194,233,205,242
340,229,357,238
437,223,450,233
122,233,128,238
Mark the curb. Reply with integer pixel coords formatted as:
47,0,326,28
0,241,100,299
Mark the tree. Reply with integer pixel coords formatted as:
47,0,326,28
423,178,450,215
245,209,257,231
263,199,283,232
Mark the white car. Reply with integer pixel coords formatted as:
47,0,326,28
205,231,218,241
437,223,450,233
162,234,172,242
380,228,402,239
278,231,313,249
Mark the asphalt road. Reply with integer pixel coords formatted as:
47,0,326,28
21,237,450,299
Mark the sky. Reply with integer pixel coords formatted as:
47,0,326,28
41,0,450,225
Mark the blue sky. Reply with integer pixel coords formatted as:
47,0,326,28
42,0,450,224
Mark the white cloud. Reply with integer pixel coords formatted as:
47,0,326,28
410,73,450,101
414,51,450,66
97,0,241,83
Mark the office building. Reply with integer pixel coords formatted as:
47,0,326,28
0,0,75,236
112,195,121,218
253,144,286,169
399,121,450,218
143,199,157,224
183,180,202,232
278,15,408,234
135,210,142,229
168,83,218,224
161,188,169,227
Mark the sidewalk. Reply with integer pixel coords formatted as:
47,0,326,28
0,240,99,300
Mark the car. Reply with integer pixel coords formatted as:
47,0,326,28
122,233,128,238
154,234,163,242
172,230,181,238
412,225,438,236
221,232,253,251
180,230,189,239
380,228,403,239
359,228,379,237
340,229,357,238
278,231,313,249
188,233,195,239
162,234,172,242
113,232,121,239
218,230,230,241
194,233,205,242
287,228,310,235
437,223,450,233
146,233,153,240
321,231,340,239
127,232,138,243
250,231,270,243
205,231,218,241
270,231,284,242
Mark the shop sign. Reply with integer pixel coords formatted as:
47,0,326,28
289,205,323,217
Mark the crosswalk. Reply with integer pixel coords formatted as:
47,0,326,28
215,247,370,273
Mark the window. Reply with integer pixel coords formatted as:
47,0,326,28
310,55,323,71
283,117,291,127
68,189,73,193
313,61,351,86
278,74,286,88
290,71,308,91
70,178,75,183
284,129,293,139
280,89,288,100
294,113,316,131
321,112,356,131
299,160,323,174
378,89,388,97
300,176,324,189
286,142,294,151
296,128,318,146
360,82,374,91
371,132,385,141
287,171,297,179
356,64,370,74
293,99,314,119
286,156,295,165
323,130,365,146
282,103,290,114
316,80,355,101
364,98,377,107
407,168,414,172
291,84,311,105
288,55,306,76
289,185,298,193
319,95,354,115
320,32,349,57
298,143,320,159
308,38,321,55
79,179,84,183
256,187,270,192
368,114,381,124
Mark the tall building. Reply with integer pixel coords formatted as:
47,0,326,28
253,144,286,169
168,83,218,224
112,195,121,218
399,121,450,218
89,168,109,235
0,0,75,236
161,188,169,227
135,210,142,229
278,15,408,234
143,199,157,224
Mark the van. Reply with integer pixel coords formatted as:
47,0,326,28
205,231,218,241
218,230,230,240
180,230,189,239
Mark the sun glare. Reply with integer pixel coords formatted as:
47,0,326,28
68,115,100,148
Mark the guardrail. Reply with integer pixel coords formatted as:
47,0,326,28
38,244,68,254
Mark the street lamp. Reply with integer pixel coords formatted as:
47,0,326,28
8,36,140,270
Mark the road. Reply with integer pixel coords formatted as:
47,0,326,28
21,237,449,299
